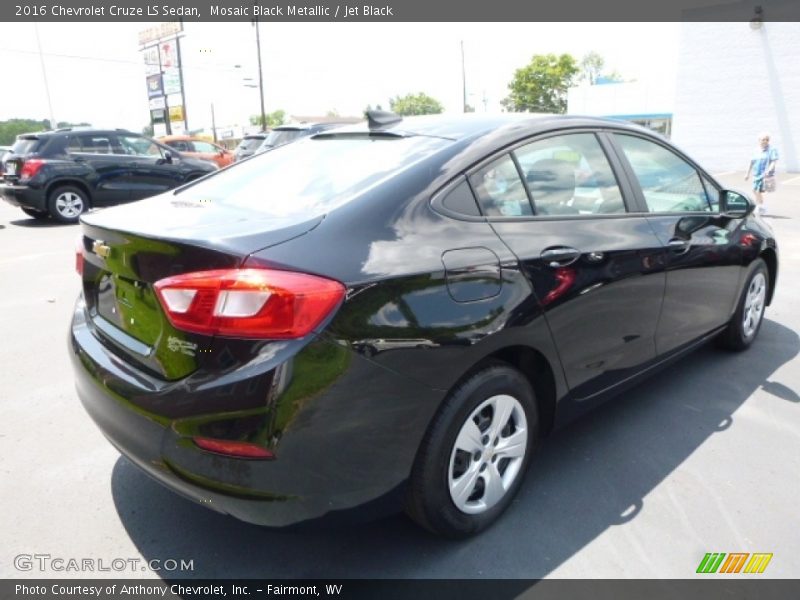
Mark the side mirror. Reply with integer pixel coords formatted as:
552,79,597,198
720,189,754,218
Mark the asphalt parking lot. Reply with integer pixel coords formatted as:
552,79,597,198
1,172,798,580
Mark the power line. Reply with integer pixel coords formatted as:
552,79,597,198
0,47,254,74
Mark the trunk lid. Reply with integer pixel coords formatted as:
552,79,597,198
79,196,323,380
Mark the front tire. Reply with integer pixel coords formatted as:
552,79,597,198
48,185,88,224
718,258,769,351
406,363,538,538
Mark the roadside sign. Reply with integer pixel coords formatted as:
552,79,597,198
146,74,163,98
169,106,185,122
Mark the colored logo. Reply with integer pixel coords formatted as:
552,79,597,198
696,552,773,574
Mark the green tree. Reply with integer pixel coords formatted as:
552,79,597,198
389,92,444,116
501,53,579,113
249,109,286,129
0,119,48,145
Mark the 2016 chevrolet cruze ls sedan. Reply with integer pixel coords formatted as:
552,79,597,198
70,113,778,537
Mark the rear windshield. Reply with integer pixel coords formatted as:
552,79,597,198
263,129,306,148
11,137,44,155
238,137,264,151
175,135,450,217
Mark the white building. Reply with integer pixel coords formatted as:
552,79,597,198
568,17,800,173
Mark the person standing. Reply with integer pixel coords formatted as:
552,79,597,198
745,133,778,214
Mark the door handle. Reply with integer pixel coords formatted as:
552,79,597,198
667,238,690,253
540,246,581,268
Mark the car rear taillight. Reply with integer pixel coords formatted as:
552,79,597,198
75,236,84,276
20,159,45,180
193,436,274,460
154,268,345,339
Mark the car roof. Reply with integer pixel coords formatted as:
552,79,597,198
17,128,138,139
329,113,650,142
159,135,208,142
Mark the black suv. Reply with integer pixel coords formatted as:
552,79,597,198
0,128,218,223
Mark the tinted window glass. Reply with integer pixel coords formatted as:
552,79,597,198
469,155,532,217
118,135,163,158
175,135,450,217
441,179,481,217
238,137,264,151
264,129,306,148
701,175,719,211
192,141,218,153
75,135,116,155
615,134,711,213
11,137,44,155
514,133,625,215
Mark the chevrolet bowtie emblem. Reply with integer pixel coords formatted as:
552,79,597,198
92,240,111,258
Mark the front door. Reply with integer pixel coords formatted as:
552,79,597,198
117,135,184,199
610,133,743,354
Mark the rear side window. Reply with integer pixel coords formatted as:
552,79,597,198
72,135,117,155
175,135,450,217
615,134,712,213
514,133,626,215
470,155,532,217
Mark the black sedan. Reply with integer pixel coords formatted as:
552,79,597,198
70,113,777,537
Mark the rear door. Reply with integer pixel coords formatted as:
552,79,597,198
69,134,133,205
609,132,743,354
475,131,666,400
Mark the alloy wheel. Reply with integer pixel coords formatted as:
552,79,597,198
54,191,85,218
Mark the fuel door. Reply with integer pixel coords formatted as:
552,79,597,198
441,247,502,303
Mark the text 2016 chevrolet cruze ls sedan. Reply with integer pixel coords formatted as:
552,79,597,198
70,113,777,537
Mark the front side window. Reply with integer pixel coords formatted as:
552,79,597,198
615,134,712,213
514,133,626,215
118,136,164,158
469,155,532,217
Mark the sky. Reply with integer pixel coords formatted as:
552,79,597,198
0,22,681,133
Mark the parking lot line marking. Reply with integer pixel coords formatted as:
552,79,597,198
0,251,63,265
782,175,800,185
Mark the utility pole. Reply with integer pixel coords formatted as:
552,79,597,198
211,103,217,143
33,23,57,129
254,18,267,130
461,40,467,113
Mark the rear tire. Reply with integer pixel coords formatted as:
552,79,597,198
717,258,769,351
406,363,538,538
48,185,88,224
21,207,49,220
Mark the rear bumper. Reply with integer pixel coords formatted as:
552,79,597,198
69,297,443,527
0,183,47,211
